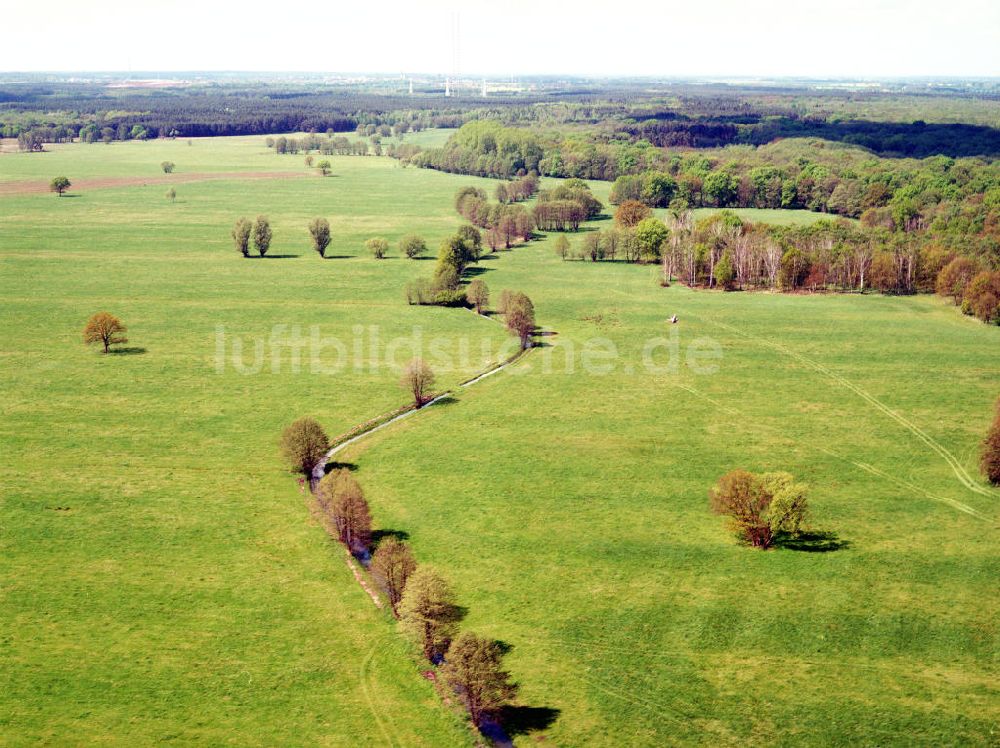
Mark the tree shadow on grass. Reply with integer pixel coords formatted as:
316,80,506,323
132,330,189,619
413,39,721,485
775,531,850,553
322,461,357,475
497,705,561,737
426,394,459,407
371,529,410,545
107,347,147,355
464,266,493,277
258,254,300,259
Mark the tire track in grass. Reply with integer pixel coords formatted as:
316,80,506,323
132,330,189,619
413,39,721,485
360,634,399,748
702,318,998,502
671,380,993,522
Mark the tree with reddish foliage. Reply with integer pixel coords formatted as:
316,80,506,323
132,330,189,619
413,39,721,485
371,537,417,615
504,292,535,349
982,399,1000,485
83,312,128,354
317,468,372,553
614,199,652,228
936,256,978,305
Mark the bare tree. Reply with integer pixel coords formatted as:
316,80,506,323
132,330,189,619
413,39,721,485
371,537,417,615
442,632,519,729
401,358,435,407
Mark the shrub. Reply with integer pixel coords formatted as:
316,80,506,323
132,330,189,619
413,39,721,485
308,218,331,258
160,161,175,174
252,216,272,257
400,234,427,259
366,237,389,259
432,289,469,307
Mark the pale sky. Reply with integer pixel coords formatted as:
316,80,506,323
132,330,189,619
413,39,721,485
2,0,998,78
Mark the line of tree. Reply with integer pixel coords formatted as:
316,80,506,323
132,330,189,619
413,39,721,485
455,186,535,250
266,133,369,156
280,414,520,733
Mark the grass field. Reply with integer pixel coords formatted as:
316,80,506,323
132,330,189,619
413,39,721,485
1,136,998,746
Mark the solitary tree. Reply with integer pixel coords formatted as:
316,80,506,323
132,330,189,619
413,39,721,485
982,399,1000,485
400,234,427,259
401,358,435,408
309,218,331,258
304,155,314,168
442,633,519,729
165,187,176,202
279,417,330,478
366,237,389,259
709,470,809,549
371,537,417,615
505,292,535,349
160,161,175,174
232,217,252,257
83,312,128,353
466,279,489,314
253,216,272,257
50,176,71,196
398,567,461,660
317,159,332,176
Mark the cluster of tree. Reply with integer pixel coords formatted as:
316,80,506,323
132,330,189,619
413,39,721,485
495,174,539,203
401,122,1000,269
82,312,128,354
982,398,1000,485
266,133,369,156
406,226,485,306
709,470,810,549
936,259,1000,324
532,180,604,232
279,415,519,731
455,186,535,250
231,216,273,257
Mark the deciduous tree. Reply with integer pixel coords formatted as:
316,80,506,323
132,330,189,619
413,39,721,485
309,218,331,258
709,470,809,549
614,199,651,228
398,567,461,660
371,537,417,615
982,399,1000,485
252,216,272,257
232,217,252,257
366,237,389,259
401,358,435,407
400,234,427,259
442,633,519,729
50,176,71,196
505,292,535,349
279,417,330,478
466,279,489,314
160,161,175,174
83,312,128,354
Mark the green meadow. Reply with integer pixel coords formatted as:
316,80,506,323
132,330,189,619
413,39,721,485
1,136,998,745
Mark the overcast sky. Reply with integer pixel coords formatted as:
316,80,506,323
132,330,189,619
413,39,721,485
2,0,998,77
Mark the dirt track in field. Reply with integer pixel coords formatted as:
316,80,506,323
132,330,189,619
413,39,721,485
0,171,309,196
